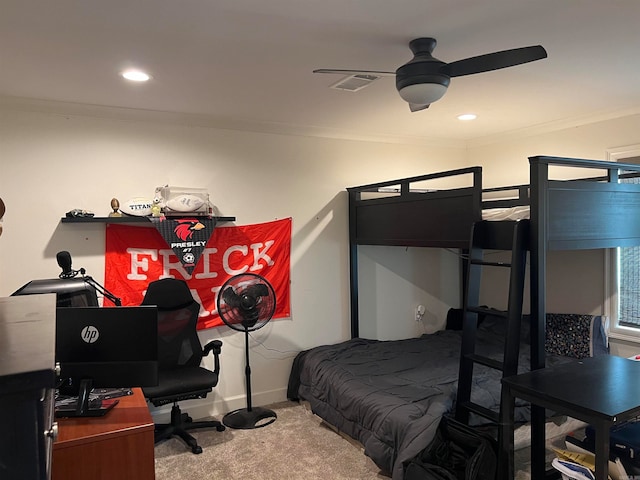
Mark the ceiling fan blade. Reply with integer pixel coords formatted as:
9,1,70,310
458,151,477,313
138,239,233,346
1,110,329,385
313,68,396,77
409,103,430,112
445,45,547,78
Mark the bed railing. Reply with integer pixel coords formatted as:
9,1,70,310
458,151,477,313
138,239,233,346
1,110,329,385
530,155,640,251
482,185,530,209
347,166,483,248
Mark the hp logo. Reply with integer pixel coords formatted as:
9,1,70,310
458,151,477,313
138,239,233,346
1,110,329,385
81,325,100,344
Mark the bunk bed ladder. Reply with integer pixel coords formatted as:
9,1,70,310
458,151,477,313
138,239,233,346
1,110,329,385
454,219,530,429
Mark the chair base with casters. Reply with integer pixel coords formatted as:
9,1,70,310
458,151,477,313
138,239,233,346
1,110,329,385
143,360,226,454
154,402,225,454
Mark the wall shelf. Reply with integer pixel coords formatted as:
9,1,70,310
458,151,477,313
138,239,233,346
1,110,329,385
61,215,236,224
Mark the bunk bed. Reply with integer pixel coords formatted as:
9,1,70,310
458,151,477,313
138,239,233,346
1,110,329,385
288,155,640,479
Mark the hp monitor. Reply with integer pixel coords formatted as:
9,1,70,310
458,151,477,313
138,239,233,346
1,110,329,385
55,306,158,417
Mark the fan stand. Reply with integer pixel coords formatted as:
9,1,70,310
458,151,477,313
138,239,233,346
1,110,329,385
223,327,277,429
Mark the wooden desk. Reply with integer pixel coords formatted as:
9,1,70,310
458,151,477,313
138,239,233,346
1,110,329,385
502,355,640,480
52,387,155,480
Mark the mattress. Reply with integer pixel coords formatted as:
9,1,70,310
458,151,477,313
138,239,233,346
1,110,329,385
482,205,530,221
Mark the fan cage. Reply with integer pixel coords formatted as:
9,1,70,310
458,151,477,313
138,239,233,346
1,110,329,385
218,274,276,332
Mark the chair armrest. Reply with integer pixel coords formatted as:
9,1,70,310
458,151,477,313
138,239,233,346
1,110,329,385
203,339,223,357
202,339,223,375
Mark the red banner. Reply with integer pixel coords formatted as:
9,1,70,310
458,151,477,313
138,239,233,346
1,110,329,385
104,218,291,329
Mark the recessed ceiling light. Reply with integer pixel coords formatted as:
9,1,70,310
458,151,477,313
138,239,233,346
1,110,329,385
457,113,477,121
121,70,151,82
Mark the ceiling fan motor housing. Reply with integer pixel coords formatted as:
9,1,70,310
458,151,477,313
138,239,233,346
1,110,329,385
395,63,450,105
395,38,450,104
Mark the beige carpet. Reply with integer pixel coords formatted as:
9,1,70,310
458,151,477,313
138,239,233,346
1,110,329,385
154,401,388,480
154,400,567,480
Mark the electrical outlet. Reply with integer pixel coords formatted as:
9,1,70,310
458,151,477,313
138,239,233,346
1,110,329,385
415,304,426,322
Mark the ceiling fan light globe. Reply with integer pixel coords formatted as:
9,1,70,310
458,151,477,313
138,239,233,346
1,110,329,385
398,83,448,105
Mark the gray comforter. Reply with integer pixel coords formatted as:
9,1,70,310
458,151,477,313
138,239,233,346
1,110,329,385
288,318,576,480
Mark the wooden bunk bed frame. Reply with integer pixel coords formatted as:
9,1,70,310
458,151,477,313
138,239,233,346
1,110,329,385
348,155,640,344
347,154,640,477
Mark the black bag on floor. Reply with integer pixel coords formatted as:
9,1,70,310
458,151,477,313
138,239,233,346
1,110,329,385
404,416,497,480
584,421,640,471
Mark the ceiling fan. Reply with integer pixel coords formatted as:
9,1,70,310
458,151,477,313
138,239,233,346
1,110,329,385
314,37,547,112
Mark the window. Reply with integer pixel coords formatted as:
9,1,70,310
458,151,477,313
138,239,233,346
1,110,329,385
607,145,640,339
619,244,640,327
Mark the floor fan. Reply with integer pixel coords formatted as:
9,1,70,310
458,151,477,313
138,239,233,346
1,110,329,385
217,272,277,429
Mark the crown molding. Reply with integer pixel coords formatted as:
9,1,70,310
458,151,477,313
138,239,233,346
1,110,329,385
466,106,640,148
0,95,464,148
3,95,639,150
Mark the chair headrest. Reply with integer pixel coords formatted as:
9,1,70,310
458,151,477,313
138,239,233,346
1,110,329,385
142,278,196,310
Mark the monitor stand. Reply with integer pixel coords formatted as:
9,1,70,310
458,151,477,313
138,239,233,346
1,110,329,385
55,378,119,418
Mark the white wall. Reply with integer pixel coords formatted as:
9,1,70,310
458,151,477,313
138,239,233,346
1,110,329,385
358,246,461,339
0,104,467,420
3,102,639,420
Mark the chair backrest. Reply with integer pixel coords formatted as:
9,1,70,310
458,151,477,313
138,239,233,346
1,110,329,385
141,278,203,369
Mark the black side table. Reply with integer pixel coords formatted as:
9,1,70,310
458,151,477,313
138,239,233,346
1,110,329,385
501,355,640,480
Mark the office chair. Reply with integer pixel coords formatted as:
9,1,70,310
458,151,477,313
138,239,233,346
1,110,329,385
141,278,225,454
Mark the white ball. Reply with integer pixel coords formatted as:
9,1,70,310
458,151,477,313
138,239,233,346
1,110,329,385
120,197,153,216
165,195,205,213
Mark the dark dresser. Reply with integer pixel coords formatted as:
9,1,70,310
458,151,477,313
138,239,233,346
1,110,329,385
0,294,57,480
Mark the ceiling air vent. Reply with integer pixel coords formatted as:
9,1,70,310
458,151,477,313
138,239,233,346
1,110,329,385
330,74,380,92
